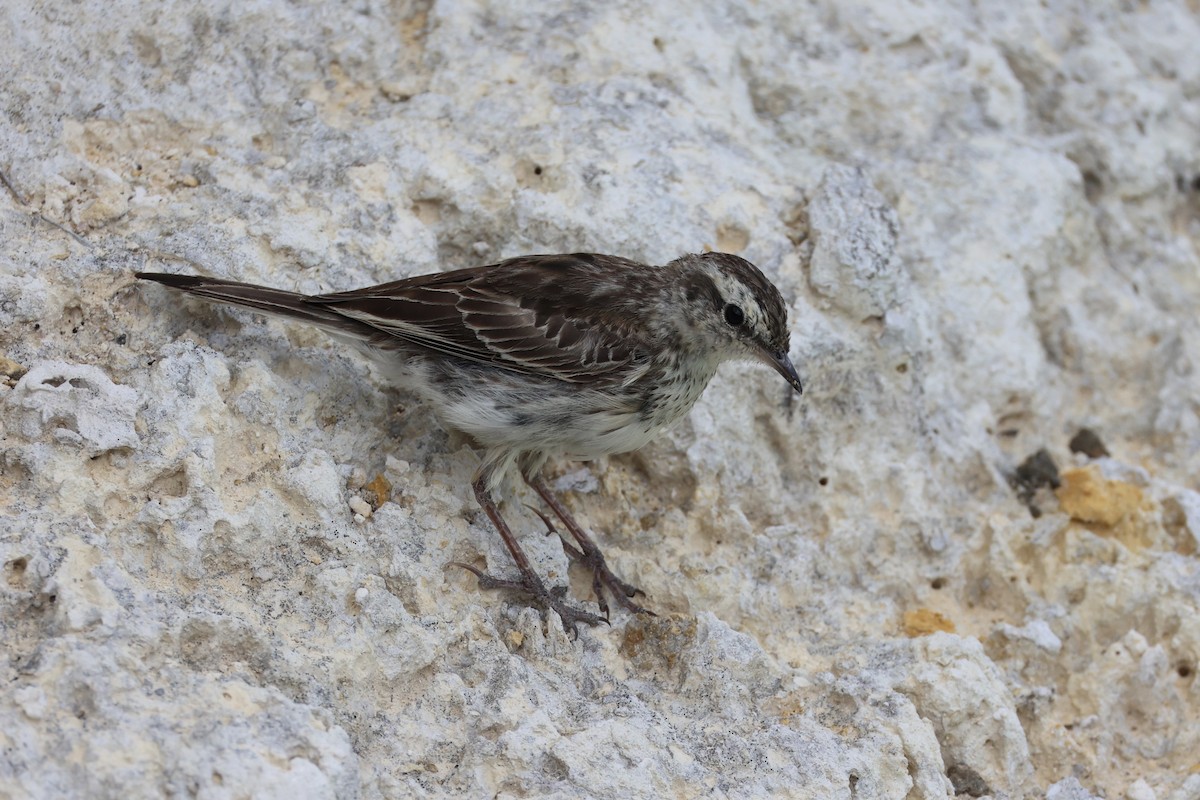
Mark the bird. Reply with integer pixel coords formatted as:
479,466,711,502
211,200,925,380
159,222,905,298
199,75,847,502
136,252,803,634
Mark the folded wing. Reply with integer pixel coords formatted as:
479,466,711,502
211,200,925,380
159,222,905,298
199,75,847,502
309,255,649,384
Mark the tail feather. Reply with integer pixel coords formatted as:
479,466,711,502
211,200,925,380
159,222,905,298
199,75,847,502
136,272,364,333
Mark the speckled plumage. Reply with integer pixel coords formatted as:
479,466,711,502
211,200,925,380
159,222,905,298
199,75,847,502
137,251,801,633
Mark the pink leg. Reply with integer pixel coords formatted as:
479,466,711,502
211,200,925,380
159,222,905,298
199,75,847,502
526,475,655,620
450,473,606,636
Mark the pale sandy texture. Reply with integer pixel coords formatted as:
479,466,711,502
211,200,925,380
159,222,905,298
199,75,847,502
2,1,1199,798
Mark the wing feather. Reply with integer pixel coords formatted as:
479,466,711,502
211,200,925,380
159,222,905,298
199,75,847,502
305,254,653,384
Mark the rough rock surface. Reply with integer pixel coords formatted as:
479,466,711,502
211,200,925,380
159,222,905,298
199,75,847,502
2,1,1199,798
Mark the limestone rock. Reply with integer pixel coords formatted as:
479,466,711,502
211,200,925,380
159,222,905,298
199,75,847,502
2,0,1199,797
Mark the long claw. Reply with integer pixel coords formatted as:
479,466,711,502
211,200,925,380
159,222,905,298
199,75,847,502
448,560,487,579
446,560,607,635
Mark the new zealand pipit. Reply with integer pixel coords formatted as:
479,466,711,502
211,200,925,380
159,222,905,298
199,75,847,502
137,252,802,633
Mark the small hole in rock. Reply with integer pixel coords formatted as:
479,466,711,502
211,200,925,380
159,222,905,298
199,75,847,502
931,577,946,590
818,477,828,486
1178,663,1194,679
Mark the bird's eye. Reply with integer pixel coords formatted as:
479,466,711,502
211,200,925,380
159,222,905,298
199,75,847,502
723,304,745,327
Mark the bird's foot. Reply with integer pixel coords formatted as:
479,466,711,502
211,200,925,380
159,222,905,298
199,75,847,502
449,561,607,637
527,507,656,620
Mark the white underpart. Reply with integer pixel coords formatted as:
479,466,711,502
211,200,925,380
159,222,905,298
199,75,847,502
352,334,723,491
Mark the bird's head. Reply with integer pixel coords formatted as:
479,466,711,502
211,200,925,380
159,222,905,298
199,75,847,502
666,252,802,394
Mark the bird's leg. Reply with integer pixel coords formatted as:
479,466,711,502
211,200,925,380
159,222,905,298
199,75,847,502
524,504,585,562
525,475,655,619
450,474,605,637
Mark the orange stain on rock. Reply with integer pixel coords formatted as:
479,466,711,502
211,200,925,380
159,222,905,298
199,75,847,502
902,608,956,637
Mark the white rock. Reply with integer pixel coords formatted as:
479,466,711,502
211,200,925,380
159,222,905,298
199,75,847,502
994,619,1063,655
348,495,372,518
1048,777,1103,800
806,164,904,321
1127,778,1158,800
1170,776,1200,800
8,362,138,455
3,0,1200,797
903,634,1035,795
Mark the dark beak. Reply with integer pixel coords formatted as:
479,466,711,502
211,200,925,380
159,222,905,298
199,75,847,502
764,349,803,394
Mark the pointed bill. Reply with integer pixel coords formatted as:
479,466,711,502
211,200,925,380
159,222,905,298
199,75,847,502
761,349,803,394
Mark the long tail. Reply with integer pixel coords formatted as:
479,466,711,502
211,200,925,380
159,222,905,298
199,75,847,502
136,272,364,333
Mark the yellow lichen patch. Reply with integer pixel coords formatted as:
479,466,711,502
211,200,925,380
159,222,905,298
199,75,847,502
365,474,393,509
902,608,956,637
0,355,27,383
1057,467,1144,527
1057,466,1154,550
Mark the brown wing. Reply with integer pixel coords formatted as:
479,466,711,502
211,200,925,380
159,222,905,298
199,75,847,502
308,254,654,384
